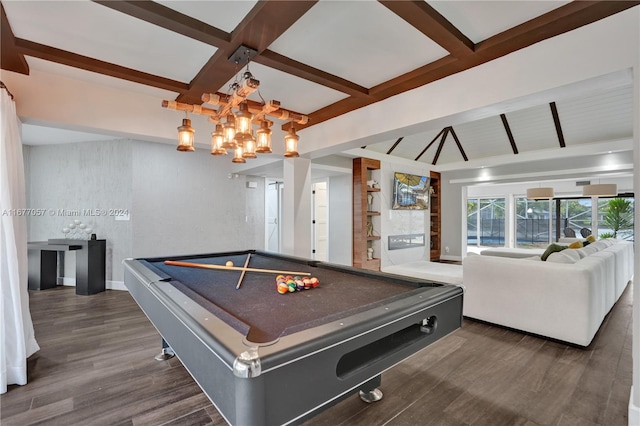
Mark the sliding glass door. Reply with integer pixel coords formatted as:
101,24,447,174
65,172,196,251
515,198,551,249
467,198,505,247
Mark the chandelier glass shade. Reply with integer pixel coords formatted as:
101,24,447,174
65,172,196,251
162,45,308,163
176,118,195,152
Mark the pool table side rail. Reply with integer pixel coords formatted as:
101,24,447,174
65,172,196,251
124,259,248,365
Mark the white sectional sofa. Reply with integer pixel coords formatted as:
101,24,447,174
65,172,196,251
462,239,633,346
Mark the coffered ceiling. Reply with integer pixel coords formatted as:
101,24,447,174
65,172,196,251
1,1,638,171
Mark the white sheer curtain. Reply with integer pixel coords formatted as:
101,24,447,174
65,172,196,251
1,84,39,394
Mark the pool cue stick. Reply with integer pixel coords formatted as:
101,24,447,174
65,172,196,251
163,260,312,276
236,253,251,290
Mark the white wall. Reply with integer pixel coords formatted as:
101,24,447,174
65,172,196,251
327,174,352,266
131,140,265,257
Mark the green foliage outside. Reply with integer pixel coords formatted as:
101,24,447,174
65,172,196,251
600,197,633,238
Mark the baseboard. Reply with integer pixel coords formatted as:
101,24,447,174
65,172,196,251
630,387,640,426
60,277,75,286
107,281,127,291
57,277,128,291
439,254,462,262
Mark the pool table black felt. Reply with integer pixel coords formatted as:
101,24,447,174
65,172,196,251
142,251,439,344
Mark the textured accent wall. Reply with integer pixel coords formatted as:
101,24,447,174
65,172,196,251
26,139,266,284
26,139,133,282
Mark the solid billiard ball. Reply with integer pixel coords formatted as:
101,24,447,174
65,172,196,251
225,261,234,267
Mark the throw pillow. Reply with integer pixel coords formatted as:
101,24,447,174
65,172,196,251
568,241,583,249
541,243,567,261
586,235,596,243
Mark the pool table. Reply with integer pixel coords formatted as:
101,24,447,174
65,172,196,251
123,250,463,425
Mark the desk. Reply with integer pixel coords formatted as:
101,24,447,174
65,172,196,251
123,250,463,425
28,239,106,295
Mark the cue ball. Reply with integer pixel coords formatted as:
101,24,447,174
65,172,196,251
225,261,234,267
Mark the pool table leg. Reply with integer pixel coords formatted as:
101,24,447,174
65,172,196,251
358,375,383,403
154,338,175,361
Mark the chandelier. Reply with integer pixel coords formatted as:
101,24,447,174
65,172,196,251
162,45,308,163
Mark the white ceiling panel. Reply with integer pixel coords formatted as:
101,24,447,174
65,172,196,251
504,104,560,153
556,86,633,146
219,62,348,115
429,1,571,43
157,1,258,33
269,1,449,88
393,131,443,162
3,0,216,82
453,115,512,160
431,134,465,165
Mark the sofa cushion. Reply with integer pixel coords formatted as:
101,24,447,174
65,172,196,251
547,249,581,264
591,241,608,251
599,238,614,247
576,245,598,258
541,243,567,261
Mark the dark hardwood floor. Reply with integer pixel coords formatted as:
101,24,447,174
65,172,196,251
1,283,633,425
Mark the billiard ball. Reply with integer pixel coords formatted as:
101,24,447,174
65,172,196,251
225,261,234,267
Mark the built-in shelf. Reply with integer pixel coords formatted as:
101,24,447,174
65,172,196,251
353,158,381,271
430,171,441,262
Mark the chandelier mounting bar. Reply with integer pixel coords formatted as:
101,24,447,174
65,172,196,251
227,44,258,67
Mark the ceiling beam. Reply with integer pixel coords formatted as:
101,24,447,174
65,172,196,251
432,128,449,165
14,38,188,93
177,0,318,105
289,0,640,131
386,137,404,155
254,49,369,97
500,113,518,154
549,101,566,148
1,3,29,75
92,0,231,48
448,126,468,162
378,0,474,58
415,128,446,161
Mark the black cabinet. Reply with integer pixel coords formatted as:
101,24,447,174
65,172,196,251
28,239,106,295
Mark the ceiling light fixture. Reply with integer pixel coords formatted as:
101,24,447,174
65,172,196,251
162,45,308,162
582,183,617,197
526,187,554,200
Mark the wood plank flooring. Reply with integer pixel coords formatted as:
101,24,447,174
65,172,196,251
1,283,633,425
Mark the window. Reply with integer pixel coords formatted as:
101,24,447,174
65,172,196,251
515,198,551,249
555,198,592,240
467,198,505,247
597,196,634,240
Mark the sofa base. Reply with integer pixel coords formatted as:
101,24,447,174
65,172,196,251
463,317,592,349
630,387,640,426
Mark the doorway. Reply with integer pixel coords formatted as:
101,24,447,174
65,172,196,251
266,180,283,252
312,181,328,261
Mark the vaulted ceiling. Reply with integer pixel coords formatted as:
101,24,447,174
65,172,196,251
1,1,638,171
